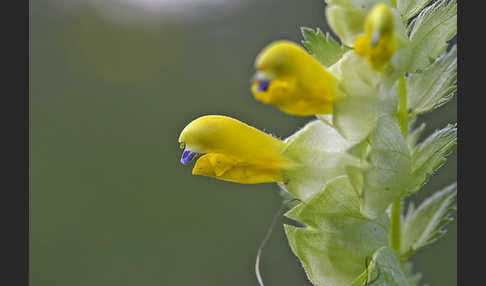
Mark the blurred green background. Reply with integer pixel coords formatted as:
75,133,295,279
30,0,456,285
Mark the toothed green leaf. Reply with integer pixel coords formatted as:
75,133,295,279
407,45,457,116
301,27,349,67
401,183,457,259
285,176,389,286
408,0,457,72
408,124,457,193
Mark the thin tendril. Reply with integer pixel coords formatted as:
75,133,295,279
255,198,301,286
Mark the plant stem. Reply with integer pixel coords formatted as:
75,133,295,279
397,75,408,138
391,74,407,256
390,199,402,254
391,0,397,8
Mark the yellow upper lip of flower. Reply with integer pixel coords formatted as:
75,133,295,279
250,40,339,116
178,115,285,158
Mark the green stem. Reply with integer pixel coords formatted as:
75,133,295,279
391,75,407,256
391,0,397,8
390,199,402,254
397,74,408,138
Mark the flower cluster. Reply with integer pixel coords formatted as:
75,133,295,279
178,1,457,285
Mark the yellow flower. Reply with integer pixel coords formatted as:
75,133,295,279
178,115,288,184
251,41,340,116
354,4,399,70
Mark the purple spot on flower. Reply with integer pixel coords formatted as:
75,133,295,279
256,79,271,92
181,150,198,165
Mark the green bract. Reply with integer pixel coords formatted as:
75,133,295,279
408,124,457,194
357,115,413,219
401,183,457,260
285,176,390,286
280,120,363,201
407,46,457,116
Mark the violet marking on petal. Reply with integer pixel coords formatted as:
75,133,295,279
181,150,198,165
256,79,271,92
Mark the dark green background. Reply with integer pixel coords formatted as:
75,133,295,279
30,0,457,285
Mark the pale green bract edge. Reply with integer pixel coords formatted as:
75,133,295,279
408,0,457,72
284,176,390,286
407,45,457,116
301,27,349,68
401,183,457,260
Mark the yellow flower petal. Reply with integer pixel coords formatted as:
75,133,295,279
251,41,339,116
178,115,288,184
193,153,282,184
354,4,399,70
